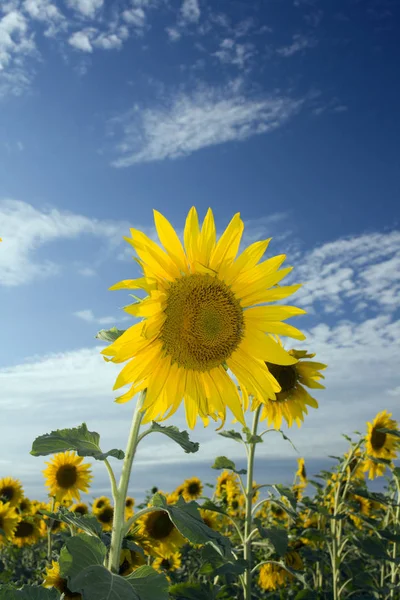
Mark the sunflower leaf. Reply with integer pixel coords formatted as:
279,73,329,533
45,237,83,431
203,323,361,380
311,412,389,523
69,565,139,600
40,506,103,536
378,427,400,438
144,422,199,453
30,423,124,461
200,499,229,517
272,484,297,510
124,565,169,600
252,519,289,556
0,587,60,600
96,327,126,342
218,430,244,443
59,533,107,579
211,456,247,475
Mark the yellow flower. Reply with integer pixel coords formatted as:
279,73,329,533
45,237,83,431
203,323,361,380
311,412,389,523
43,561,82,599
92,496,111,514
364,411,400,479
12,516,41,547
125,497,135,510
258,551,303,591
70,503,89,516
296,458,307,486
153,552,182,573
349,494,370,529
96,505,114,531
0,501,20,544
182,477,203,501
0,477,24,507
254,349,326,428
215,471,239,498
293,484,305,502
43,452,92,503
119,549,146,575
102,208,304,428
137,510,185,557
345,449,365,481
200,509,220,531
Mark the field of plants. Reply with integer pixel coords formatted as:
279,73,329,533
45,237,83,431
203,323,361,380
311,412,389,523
1,209,399,600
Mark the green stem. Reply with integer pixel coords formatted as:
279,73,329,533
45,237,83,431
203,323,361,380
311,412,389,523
243,405,261,600
108,391,145,572
390,476,400,598
47,497,56,562
104,458,118,503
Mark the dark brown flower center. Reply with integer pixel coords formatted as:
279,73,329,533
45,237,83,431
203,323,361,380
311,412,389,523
56,465,78,488
161,558,172,569
73,505,88,515
1,486,15,502
98,507,114,524
0,516,4,530
145,511,174,540
371,427,386,451
187,482,201,495
15,520,35,538
126,499,134,508
266,363,297,396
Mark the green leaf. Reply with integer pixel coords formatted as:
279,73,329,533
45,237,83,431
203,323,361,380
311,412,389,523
31,423,124,461
308,479,323,490
350,486,389,506
125,565,169,600
145,422,199,453
276,429,298,452
169,583,211,600
377,427,400,438
295,591,318,600
69,565,139,600
151,494,232,559
96,327,126,343
40,506,103,537
59,533,107,579
252,520,289,556
218,430,243,443
269,498,297,520
272,484,297,510
199,545,247,577
0,588,60,600
200,500,228,517
211,456,247,475
355,536,392,561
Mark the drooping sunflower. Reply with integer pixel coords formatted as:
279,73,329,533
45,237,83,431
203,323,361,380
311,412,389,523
296,458,307,486
182,477,203,501
43,561,82,599
349,494,370,529
71,503,89,516
258,550,303,591
345,449,365,481
0,501,20,544
119,548,146,576
0,477,24,507
102,208,306,428
92,496,111,514
136,509,186,557
43,452,92,503
153,552,182,574
252,349,326,428
96,505,114,531
364,411,400,479
12,516,41,547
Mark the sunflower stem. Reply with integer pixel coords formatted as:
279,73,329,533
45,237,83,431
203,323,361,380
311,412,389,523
108,391,145,573
390,474,400,598
243,405,261,600
47,497,56,562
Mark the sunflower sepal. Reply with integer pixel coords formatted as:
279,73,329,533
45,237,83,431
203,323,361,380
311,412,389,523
211,456,247,475
252,519,289,557
96,327,126,343
31,423,125,461
139,422,199,454
377,427,400,439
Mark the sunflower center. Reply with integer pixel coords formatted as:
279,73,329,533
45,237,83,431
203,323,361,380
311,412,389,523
73,505,88,515
98,507,114,524
161,274,244,371
126,499,134,508
266,363,297,397
0,516,3,530
187,482,201,495
161,558,171,569
145,511,174,540
15,521,34,538
56,465,78,489
371,427,387,451
1,486,15,502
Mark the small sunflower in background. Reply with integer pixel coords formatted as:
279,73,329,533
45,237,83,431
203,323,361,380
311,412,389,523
270,502,289,525
43,561,82,599
96,505,114,531
216,471,239,499
258,550,303,591
136,509,185,557
125,496,135,520
252,349,326,428
43,452,92,503
17,497,32,515
345,448,365,481
153,552,182,577
349,494,370,529
0,477,24,507
12,516,41,547
92,496,111,514
364,410,400,479
119,548,146,576
70,503,89,516
200,509,220,531
182,477,203,501
296,458,307,486
0,501,20,544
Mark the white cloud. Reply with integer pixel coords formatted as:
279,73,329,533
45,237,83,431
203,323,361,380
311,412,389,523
74,309,116,325
78,266,97,276
214,38,255,70
277,33,317,57
66,0,103,19
0,9,35,71
166,26,181,42
122,7,146,29
110,83,303,167
180,0,200,24
68,29,94,52
23,0,66,37
0,198,125,286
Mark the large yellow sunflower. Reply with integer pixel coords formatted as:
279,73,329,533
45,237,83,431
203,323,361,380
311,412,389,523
43,452,92,502
102,208,306,428
136,509,186,557
43,561,82,599
96,505,114,531
119,549,146,576
364,411,400,479
0,477,24,507
0,501,20,544
182,477,203,501
252,349,327,428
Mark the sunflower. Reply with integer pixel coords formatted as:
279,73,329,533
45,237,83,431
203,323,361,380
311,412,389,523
270,502,289,525
296,458,307,486
0,501,20,544
137,510,186,557
125,497,135,510
349,494,370,529
200,509,220,531
92,496,111,514
292,484,305,502
258,551,303,591
96,505,114,531
153,552,182,574
227,492,245,518
43,452,92,503
182,477,203,501
215,471,239,498
12,516,41,547
253,350,326,428
0,477,24,507
71,503,89,516
102,208,305,428
345,449,365,481
119,548,146,576
364,411,400,479
43,561,82,599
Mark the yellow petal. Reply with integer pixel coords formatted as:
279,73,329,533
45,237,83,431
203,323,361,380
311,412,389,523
198,208,217,264
221,238,272,284
209,213,243,271
241,330,297,364
244,305,306,322
241,284,302,307
236,267,293,303
109,278,157,293
184,207,200,267
153,210,188,274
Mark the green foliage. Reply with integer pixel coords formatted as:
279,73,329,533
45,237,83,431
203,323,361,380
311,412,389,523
0,587,59,600
31,423,124,461
59,534,107,578
95,327,126,342
40,506,103,537
252,520,289,556
124,566,169,600
218,430,243,443
69,565,139,600
143,422,199,453
211,456,247,475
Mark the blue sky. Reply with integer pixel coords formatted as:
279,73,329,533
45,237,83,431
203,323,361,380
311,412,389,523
0,0,399,502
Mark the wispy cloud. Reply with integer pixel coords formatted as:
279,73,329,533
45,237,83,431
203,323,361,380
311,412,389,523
213,38,256,70
110,83,303,167
277,33,317,57
0,7,36,97
66,0,103,19
73,309,116,325
180,0,200,25
68,29,94,52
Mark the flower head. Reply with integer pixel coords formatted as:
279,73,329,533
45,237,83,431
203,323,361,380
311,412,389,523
96,505,114,531
0,477,24,507
43,452,92,503
136,509,185,557
258,551,303,591
364,411,400,479
43,561,82,599
92,496,111,514
0,501,20,545
182,477,203,501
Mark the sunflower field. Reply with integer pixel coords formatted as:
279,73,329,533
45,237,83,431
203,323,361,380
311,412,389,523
1,209,399,600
